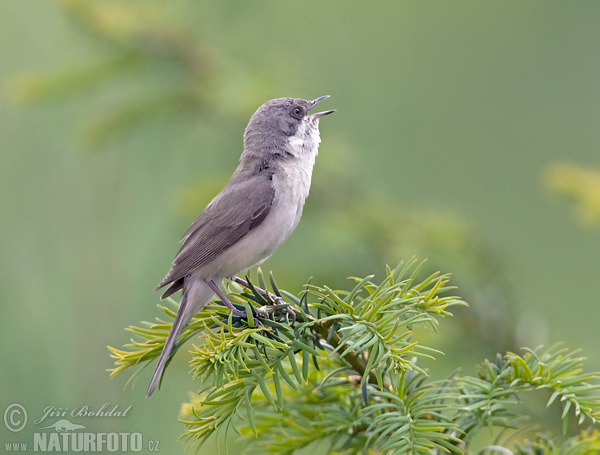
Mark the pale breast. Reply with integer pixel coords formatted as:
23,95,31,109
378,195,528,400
195,118,322,279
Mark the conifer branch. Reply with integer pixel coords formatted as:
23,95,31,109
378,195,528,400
109,261,600,454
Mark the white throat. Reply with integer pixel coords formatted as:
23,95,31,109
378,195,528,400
279,118,322,203
288,118,321,159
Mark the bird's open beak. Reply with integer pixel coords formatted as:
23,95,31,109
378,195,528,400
310,95,336,118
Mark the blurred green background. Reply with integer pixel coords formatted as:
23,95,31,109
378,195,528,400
2,1,600,453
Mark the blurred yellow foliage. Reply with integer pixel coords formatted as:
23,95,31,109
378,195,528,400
544,162,600,226
60,0,166,42
8,0,271,147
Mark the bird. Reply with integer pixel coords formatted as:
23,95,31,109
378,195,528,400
146,96,335,396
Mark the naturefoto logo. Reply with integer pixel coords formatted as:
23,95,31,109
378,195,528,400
38,418,86,432
3,402,160,453
34,417,142,453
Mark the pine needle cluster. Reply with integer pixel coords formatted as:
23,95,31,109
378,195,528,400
109,260,600,454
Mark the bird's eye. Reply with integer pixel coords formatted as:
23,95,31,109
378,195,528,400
291,106,304,119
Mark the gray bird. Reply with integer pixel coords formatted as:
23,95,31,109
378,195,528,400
147,96,335,396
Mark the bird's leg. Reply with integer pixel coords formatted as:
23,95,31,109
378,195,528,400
205,279,247,318
206,279,268,319
233,277,296,324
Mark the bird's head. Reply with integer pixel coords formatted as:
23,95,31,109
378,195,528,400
243,96,335,158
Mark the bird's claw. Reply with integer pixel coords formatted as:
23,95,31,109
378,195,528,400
230,306,268,320
251,303,294,323
230,277,296,323
255,306,269,319
230,308,248,318
282,305,296,324
270,300,296,324
276,296,295,318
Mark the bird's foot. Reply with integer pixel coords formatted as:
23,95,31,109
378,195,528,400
229,307,248,318
255,303,295,323
207,279,268,320
232,277,297,324
271,296,296,324
255,306,269,319
231,306,268,319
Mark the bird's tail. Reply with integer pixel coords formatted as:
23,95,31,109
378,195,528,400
146,277,216,397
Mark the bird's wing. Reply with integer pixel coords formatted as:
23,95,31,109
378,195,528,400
155,172,275,291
